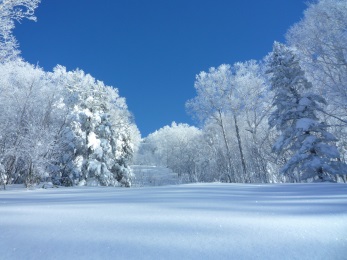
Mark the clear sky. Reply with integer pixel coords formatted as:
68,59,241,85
15,0,306,137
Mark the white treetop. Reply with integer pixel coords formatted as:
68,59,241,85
0,0,41,62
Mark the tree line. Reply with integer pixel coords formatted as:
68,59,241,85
135,0,347,183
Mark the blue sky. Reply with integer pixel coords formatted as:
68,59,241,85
15,0,306,137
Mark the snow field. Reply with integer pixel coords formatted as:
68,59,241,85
0,183,346,259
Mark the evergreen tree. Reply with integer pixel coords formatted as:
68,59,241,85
268,42,347,181
52,66,135,187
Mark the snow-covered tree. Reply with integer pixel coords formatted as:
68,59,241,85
267,42,347,181
0,60,139,188
186,65,242,182
286,0,347,175
0,0,41,62
287,0,347,120
136,122,209,182
232,60,276,182
52,66,137,187
0,60,65,187
186,62,276,183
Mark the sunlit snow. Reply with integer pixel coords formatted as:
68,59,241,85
0,183,346,259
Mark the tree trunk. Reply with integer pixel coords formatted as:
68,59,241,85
218,110,235,182
233,114,248,182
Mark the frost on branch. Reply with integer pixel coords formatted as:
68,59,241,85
0,0,41,62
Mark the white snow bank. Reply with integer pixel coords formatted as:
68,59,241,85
0,183,346,259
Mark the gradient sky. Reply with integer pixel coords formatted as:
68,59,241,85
15,0,306,137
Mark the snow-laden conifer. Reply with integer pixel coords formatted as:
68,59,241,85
53,67,135,187
268,42,347,181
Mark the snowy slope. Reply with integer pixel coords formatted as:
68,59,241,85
0,183,346,259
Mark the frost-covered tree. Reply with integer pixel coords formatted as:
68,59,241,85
286,0,347,173
52,66,137,187
186,62,276,183
0,61,139,188
0,60,65,187
287,0,347,120
0,0,41,62
268,42,347,181
136,122,209,182
232,60,276,182
186,65,244,182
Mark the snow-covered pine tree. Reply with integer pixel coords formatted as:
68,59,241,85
93,85,134,187
51,67,134,187
267,42,347,181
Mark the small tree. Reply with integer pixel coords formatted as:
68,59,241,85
268,42,347,181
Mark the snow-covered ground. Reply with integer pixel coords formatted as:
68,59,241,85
0,183,346,260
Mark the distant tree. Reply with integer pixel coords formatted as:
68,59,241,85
137,122,204,182
0,0,41,62
268,42,347,181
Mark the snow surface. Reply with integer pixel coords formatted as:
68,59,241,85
0,183,346,259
